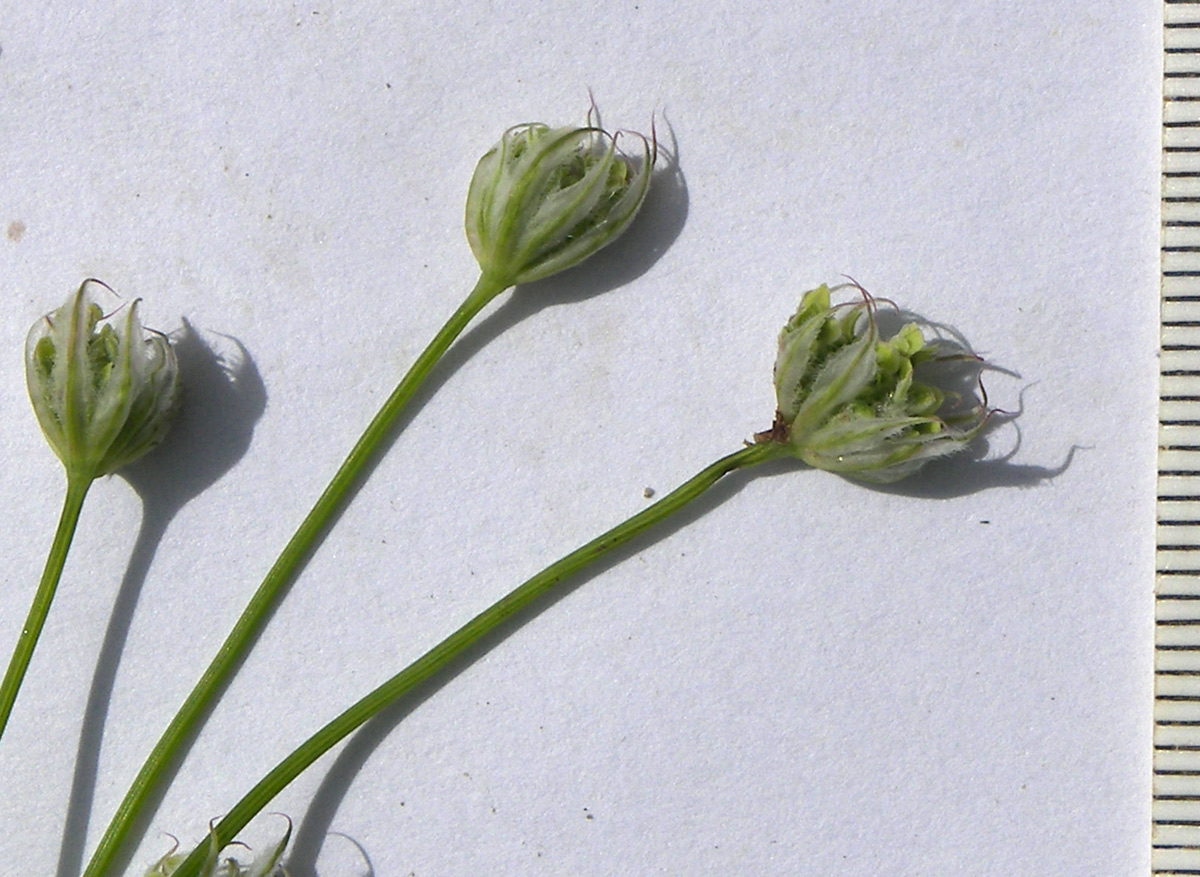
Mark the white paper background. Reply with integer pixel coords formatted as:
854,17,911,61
0,3,1160,875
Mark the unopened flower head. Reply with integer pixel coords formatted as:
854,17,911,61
763,283,989,483
26,279,179,480
465,118,655,286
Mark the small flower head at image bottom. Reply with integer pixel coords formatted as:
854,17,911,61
147,817,291,877
758,281,992,483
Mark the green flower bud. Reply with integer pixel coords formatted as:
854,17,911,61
465,120,654,286
26,279,179,480
764,284,989,484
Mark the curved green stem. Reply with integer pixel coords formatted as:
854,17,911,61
0,474,92,744
168,441,785,877
82,274,509,877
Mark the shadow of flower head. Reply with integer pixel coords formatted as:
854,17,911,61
120,319,266,513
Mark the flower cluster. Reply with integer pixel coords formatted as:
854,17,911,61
25,279,179,480
465,122,654,285
762,283,989,483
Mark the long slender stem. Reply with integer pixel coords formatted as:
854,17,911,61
82,274,508,877
168,441,784,877
0,474,92,743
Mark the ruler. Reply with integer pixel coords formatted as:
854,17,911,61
1158,3,1200,874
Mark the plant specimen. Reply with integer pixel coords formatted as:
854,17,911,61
79,116,655,877
160,282,992,876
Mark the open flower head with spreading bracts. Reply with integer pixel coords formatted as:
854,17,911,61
465,117,655,286
760,283,990,483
